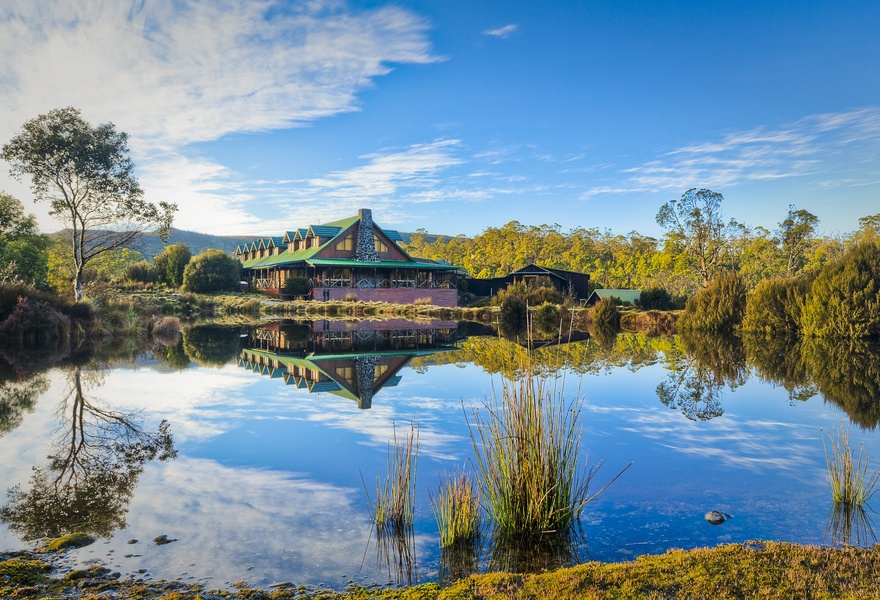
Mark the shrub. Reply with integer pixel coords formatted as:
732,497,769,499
801,241,880,339
153,244,192,287
182,249,241,293
492,281,564,307
0,297,69,347
741,276,812,337
637,287,676,311
591,298,620,331
125,261,157,284
677,272,746,333
282,276,310,298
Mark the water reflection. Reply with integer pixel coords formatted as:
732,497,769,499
238,320,461,409
0,368,47,438
0,366,176,539
488,527,588,575
656,332,747,421
373,526,419,586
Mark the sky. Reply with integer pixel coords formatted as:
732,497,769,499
1,0,878,239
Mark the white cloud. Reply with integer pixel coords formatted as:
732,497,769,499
483,24,518,39
0,0,439,234
581,107,880,200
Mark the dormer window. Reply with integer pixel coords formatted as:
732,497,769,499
374,235,388,253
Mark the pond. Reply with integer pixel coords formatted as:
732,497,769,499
1,318,879,590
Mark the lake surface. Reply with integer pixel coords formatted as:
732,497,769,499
1,318,879,590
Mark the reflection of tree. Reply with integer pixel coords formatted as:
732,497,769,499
0,372,48,437
744,335,818,404
419,334,668,379
802,339,880,429
153,339,191,370
0,366,176,539
657,333,747,421
182,324,241,366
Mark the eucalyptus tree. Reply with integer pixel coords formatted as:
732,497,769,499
1,107,176,300
656,188,736,287
778,205,819,276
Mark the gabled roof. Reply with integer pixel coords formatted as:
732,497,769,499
238,211,456,271
587,289,642,304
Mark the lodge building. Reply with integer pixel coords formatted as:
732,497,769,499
234,208,460,307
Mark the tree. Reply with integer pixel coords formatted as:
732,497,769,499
656,188,735,287
182,249,241,293
801,241,880,339
152,243,191,287
1,107,176,300
0,192,50,287
778,205,819,276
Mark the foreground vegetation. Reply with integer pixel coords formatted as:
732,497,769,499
4,541,880,599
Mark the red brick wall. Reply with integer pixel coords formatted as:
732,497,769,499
313,287,458,307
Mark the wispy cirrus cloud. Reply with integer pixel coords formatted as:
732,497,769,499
582,107,880,199
483,24,519,39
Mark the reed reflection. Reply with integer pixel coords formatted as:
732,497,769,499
0,365,176,539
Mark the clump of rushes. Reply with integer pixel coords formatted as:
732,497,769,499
823,425,880,510
366,422,420,530
469,372,630,535
430,469,481,548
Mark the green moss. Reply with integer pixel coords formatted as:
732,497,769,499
0,557,52,586
38,532,95,552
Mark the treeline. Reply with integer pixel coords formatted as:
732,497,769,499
405,190,880,298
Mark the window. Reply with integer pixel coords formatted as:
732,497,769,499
336,236,354,251
374,235,389,253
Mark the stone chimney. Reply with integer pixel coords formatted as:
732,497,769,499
353,208,380,262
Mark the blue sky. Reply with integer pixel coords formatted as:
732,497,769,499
1,0,878,239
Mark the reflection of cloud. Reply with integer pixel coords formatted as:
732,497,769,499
588,404,823,479
100,365,465,459
75,457,435,588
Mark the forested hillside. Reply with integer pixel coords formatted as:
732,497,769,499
405,204,880,297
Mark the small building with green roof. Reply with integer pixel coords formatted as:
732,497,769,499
234,208,461,306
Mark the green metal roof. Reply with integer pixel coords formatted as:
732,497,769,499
588,289,642,304
305,258,457,270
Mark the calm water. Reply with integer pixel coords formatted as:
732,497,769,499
1,319,879,589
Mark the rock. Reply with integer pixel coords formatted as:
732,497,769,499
705,510,733,525
152,535,177,545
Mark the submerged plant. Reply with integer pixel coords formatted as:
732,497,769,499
430,469,481,548
468,371,629,536
364,422,420,530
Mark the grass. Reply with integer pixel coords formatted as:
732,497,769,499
365,422,420,531
430,469,481,548
822,424,880,509
467,369,629,536
822,424,880,546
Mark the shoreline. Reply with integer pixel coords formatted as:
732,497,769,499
4,540,880,599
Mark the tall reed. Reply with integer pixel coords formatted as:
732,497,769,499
365,422,420,530
823,425,880,509
468,371,628,535
430,469,481,548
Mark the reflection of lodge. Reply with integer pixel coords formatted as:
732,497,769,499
238,320,461,409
